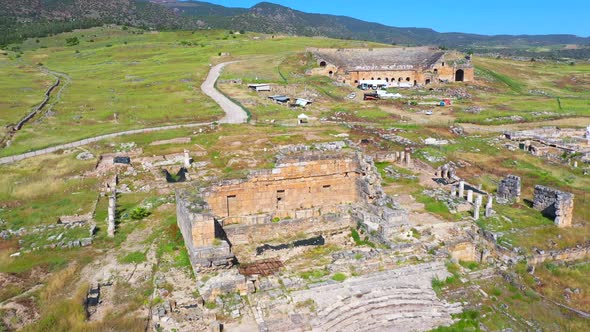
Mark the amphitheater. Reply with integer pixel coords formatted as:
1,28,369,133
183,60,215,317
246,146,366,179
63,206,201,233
309,47,474,86
263,262,463,331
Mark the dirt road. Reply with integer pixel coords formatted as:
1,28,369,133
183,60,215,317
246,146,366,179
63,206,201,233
201,61,248,124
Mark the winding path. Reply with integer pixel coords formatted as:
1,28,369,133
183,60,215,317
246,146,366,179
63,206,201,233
201,61,248,124
0,61,246,165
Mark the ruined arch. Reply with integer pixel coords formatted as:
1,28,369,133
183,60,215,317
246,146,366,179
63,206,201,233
425,79,431,85
433,68,438,74
319,61,327,67
413,80,417,86
405,77,410,81
328,70,334,77
455,69,464,82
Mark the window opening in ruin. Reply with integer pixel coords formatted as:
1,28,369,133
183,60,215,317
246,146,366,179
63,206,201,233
371,77,374,80
405,77,410,81
328,70,333,77
345,172,349,177
377,77,381,80
391,78,395,82
320,61,327,67
413,80,417,86
398,78,402,82
354,80,358,83
323,185,331,189
455,69,464,82
434,68,438,73
425,79,431,85
385,78,389,82
442,62,445,66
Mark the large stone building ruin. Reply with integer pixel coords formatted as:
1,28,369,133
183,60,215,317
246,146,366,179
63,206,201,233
533,185,575,227
176,148,408,278
308,47,474,87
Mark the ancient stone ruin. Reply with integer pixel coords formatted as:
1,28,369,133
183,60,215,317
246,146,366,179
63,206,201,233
176,148,408,299
497,174,521,203
309,47,474,86
533,185,575,227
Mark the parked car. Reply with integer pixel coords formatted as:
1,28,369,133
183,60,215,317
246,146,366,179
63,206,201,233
425,110,433,115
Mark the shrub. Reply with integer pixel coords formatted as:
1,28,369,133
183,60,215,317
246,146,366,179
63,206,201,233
65,37,79,46
331,273,347,282
130,207,150,220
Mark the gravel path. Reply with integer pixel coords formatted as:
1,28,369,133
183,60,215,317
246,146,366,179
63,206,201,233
0,122,212,165
201,61,248,124
0,61,247,165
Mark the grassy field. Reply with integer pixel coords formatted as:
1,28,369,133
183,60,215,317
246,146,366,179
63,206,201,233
0,27,385,157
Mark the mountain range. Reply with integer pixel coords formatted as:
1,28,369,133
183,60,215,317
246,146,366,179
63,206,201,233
2,0,589,58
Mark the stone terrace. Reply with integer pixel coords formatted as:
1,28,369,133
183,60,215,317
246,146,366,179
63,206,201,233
310,47,445,71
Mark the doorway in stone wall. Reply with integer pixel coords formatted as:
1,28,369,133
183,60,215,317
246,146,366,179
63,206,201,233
227,195,237,217
455,69,464,82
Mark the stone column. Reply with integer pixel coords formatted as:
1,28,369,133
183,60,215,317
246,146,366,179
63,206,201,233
476,194,483,206
448,167,456,180
451,186,457,197
107,189,116,238
458,180,465,199
405,152,412,167
473,202,480,220
183,149,191,168
399,151,405,163
467,190,473,203
485,195,493,218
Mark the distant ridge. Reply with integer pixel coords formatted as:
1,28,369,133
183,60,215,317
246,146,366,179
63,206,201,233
1,0,589,58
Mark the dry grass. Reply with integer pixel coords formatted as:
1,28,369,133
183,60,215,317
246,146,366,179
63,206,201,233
40,263,79,303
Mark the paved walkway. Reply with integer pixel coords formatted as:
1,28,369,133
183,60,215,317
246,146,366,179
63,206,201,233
0,61,247,165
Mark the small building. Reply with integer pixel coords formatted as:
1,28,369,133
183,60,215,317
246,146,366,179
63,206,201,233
295,98,312,107
298,113,309,124
248,83,271,92
268,95,290,104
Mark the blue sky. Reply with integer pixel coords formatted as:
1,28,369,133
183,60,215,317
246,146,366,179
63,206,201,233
194,0,589,36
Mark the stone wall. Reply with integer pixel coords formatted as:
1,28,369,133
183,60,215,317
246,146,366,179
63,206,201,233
497,175,521,203
527,244,590,265
449,242,477,262
533,185,575,227
176,191,235,271
224,210,353,247
202,151,378,224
